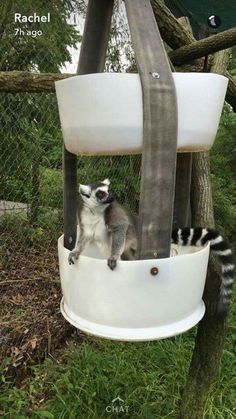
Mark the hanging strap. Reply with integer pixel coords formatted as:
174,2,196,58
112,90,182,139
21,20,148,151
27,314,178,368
125,0,178,258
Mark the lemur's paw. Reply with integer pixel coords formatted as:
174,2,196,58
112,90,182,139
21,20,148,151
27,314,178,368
68,251,80,265
107,256,117,271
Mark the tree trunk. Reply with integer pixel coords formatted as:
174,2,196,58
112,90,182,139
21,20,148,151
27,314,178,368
179,276,227,419
179,48,231,419
191,152,215,228
173,153,192,228
211,49,231,74
225,71,236,112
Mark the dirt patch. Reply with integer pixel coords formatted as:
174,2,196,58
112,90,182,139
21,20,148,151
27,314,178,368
0,244,76,382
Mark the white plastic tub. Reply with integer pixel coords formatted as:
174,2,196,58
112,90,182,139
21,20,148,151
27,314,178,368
58,235,210,341
55,72,228,155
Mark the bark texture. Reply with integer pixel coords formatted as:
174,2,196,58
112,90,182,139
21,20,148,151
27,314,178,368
191,152,215,228
151,0,194,48
0,71,73,93
173,153,192,229
226,71,236,112
169,27,236,65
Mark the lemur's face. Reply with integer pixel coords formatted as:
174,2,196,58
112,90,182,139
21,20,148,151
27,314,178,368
79,179,114,208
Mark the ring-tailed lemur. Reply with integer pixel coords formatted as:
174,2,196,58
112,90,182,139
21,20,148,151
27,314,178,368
68,179,137,270
68,179,234,315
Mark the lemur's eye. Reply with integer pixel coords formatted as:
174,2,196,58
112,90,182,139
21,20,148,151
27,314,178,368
96,190,106,200
81,191,90,198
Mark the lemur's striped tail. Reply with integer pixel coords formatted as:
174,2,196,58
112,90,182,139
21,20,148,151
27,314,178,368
172,227,235,316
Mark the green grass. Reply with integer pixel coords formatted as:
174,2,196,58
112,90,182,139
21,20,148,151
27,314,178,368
0,210,62,247
1,299,236,419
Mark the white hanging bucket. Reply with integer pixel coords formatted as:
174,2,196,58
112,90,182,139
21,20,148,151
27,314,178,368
55,72,228,155
58,236,210,341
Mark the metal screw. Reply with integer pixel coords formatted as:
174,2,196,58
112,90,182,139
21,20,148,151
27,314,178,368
150,267,159,276
68,236,73,244
151,72,160,79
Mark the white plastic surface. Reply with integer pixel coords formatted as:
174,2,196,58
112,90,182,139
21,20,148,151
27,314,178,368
58,236,210,341
55,72,228,155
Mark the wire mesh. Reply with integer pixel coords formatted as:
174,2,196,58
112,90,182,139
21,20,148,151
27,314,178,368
0,0,140,277
1,0,235,276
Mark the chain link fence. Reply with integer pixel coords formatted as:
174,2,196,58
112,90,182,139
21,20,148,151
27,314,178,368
0,0,141,279
1,0,235,280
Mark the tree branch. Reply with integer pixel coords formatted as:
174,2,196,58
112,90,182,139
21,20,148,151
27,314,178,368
150,0,195,48
150,1,236,111
0,3,235,110
169,27,236,65
0,71,74,93
0,69,235,113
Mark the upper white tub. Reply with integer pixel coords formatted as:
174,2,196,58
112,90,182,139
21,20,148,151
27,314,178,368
55,72,228,155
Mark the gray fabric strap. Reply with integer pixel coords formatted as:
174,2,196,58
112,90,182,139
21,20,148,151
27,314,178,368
125,0,178,258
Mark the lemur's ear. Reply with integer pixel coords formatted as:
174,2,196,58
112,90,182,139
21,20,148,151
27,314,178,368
103,178,110,186
79,184,91,196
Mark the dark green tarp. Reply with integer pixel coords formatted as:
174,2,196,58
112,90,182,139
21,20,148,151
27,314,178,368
165,0,236,34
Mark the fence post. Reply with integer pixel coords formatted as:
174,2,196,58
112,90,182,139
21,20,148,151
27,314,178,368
63,0,114,250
